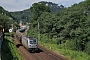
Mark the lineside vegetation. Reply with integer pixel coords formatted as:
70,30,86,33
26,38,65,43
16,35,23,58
1,33,23,60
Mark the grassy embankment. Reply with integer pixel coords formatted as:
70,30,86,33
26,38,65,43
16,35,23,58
1,33,23,60
39,34,90,60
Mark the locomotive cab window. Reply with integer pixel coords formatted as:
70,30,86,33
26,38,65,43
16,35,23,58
30,39,36,44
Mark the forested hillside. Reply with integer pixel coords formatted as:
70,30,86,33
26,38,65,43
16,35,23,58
10,1,65,24
0,6,12,17
28,0,90,56
39,1,65,13
10,9,33,24
0,6,17,32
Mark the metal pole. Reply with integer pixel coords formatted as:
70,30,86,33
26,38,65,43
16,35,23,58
38,22,40,40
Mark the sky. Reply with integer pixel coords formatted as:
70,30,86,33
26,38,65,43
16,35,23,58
0,0,84,12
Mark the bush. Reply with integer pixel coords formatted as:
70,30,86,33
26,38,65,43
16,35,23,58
65,40,76,50
84,41,90,55
1,33,23,60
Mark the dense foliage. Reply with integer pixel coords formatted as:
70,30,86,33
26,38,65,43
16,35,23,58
1,33,22,60
0,14,10,32
0,6,11,32
28,0,90,55
0,6,17,32
30,3,51,28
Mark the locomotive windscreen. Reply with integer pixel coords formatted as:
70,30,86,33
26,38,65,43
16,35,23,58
19,28,25,32
29,39,37,44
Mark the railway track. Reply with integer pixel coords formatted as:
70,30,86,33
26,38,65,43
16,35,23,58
14,35,68,60
39,45,66,60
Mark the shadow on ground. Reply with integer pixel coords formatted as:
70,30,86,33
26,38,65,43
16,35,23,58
16,44,23,48
29,48,43,53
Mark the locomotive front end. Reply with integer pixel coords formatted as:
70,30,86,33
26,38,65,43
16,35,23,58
28,38,38,50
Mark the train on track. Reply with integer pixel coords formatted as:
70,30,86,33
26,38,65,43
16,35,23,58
16,28,38,51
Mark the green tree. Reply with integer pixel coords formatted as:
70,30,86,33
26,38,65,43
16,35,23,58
30,3,50,21
0,14,11,32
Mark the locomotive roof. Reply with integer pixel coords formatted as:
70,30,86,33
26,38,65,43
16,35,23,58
23,36,36,39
